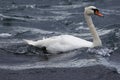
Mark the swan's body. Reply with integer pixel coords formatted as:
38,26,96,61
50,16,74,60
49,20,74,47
24,6,103,54
24,35,93,53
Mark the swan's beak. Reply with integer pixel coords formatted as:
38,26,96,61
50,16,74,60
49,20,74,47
95,10,103,17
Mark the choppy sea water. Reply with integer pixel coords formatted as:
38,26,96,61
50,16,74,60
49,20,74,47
0,0,120,73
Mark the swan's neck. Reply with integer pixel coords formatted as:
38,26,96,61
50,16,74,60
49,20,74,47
84,14,102,47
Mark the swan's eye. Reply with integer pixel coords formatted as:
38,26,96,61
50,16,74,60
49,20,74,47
92,8,99,14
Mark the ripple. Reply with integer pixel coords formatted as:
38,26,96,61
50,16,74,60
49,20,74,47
102,9,120,15
0,13,34,21
12,26,56,35
0,58,101,70
52,3,90,10
0,33,12,38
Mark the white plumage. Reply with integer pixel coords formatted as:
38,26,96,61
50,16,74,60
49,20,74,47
24,35,93,53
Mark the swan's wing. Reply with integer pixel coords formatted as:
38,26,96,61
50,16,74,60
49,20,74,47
40,35,93,53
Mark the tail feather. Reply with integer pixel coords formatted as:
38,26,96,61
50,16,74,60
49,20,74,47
23,39,35,46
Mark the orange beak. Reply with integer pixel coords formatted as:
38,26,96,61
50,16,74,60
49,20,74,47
95,10,103,17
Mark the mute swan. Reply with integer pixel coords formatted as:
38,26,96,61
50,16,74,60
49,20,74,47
24,6,103,54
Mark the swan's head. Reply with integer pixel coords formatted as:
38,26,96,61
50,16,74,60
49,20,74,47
84,6,103,17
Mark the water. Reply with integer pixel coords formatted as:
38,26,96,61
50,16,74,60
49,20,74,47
0,0,120,73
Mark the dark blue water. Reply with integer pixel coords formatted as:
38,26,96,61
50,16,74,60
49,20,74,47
0,0,120,73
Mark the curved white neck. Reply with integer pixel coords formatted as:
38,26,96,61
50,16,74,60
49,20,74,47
84,13,102,47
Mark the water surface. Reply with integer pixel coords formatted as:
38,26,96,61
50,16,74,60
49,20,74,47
0,0,120,74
